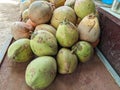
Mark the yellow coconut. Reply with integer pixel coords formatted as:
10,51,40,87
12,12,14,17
22,9,29,22
64,0,76,9
35,24,56,36
51,6,77,29
78,13,100,42
49,0,66,8
20,0,31,13
28,1,54,25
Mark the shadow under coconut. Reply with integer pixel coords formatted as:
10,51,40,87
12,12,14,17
44,63,82,90
43,53,102,90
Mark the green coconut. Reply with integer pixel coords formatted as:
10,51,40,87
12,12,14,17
29,0,49,4
7,39,33,62
64,0,76,9
35,24,56,36
56,19,79,47
72,41,94,63
30,30,58,56
76,17,82,26
49,0,66,8
20,0,30,13
22,9,29,22
74,0,95,19
25,56,57,89
51,6,77,29
57,48,78,74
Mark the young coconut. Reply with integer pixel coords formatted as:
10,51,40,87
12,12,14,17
72,41,94,63
76,17,82,26
7,39,34,62
25,56,57,90
56,19,79,47
30,30,58,56
51,6,77,29
26,19,37,27
78,13,100,43
22,9,29,22
29,0,49,4
49,0,66,8
28,1,54,25
74,0,95,19
11,22,34,40
64,0,76,9
20,0,30,13
57,48,78,74
35,24,56,36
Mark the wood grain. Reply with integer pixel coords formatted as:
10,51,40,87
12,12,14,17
98,7,120,75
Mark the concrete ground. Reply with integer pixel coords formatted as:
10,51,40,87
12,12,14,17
0,0,20,50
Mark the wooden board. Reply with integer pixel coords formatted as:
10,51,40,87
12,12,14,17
0,35,12,65
97,7,120,75
0,52,119,90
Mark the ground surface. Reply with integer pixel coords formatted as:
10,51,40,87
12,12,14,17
0,0,20,50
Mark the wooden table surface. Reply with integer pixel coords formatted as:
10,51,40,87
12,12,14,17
0,52,119,90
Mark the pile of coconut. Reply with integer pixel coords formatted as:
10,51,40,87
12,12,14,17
7,0,100,89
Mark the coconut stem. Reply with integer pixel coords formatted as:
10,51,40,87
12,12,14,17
88,13,95,19
71,47,77,54
62,18,70,25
